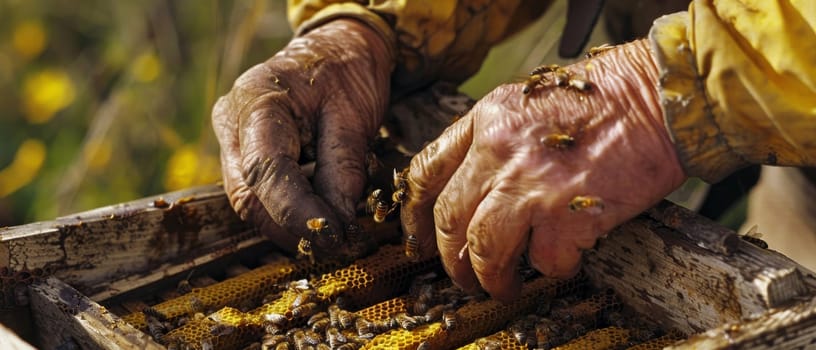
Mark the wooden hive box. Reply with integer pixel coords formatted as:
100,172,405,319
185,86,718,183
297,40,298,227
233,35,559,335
1,184,815,349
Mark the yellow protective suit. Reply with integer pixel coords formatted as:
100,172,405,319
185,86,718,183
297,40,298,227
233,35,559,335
288,0,816,182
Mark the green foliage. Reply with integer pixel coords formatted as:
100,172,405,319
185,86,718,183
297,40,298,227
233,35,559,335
0,0,291,225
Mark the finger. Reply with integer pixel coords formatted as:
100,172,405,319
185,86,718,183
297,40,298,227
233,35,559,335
312,95,371,222
466,187,529,302
402,114,474,256
212,95,296,250
238,97,342,251
433,152,494,292
527,225,592,279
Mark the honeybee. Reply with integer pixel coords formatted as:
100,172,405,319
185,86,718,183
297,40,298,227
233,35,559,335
567,76,592,92
316,344,331,350
289,279,312,291
306,217,328,235
585,43,614,58
441,310,457,331
372,317,397,332
189,296,206,314
200,338,214,350
417,341,431,350
529,64,561,76
328,305,342,327
307,312,328,326
741,225,769,249
265,323,283,335
311,318,330,333
355,318,376,337
553,67,571,87
475,338,502,350
291,330,311,350
367,189,391,223
424,304,448,322
292,290,316,308
391,168,409,210
177,279,192,295
297,238,315,264
338,309,358,329
326,327,347,349
210,323,236,336
522,73,549,95
394,313,419,330
142,306,167,321
393,168,409,190
405,234,420,259
145,315,167,341
535,318,560,349
291,302,318,318
540,133,575,149
265,312,288,326
509,322,528,346
303,330,322,345
568,195,605,215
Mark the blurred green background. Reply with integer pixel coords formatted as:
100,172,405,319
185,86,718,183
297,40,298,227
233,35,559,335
0,0,295,225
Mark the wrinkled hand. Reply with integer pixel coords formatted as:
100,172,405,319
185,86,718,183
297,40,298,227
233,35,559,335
213,19,393,253
401,40,687,301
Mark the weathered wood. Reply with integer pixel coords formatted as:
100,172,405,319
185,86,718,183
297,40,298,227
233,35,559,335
584,206,816,335
669,294,816,349
0,184,255,300
29,276,163,350
646,200,741,255
0,323,36,350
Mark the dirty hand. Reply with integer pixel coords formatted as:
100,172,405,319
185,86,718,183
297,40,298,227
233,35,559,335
212,19,393,253
401,39,687,301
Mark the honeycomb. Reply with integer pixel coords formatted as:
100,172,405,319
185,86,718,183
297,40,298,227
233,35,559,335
361,275,585,349
625,330,685,350
159,244,440,349
121,256,345,331
553,326,630,349
459,330,527,350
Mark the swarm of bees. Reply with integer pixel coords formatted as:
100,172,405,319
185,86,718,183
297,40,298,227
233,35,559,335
568,195,605,215
522,44,617,97
253,272,472,350
367,168,409,224
522,64,592,96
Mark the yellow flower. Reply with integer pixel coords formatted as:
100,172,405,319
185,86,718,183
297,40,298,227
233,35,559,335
12,20,47,59
21,69,76,124
131,51,162,83
0,139,46,197
164,144,221,190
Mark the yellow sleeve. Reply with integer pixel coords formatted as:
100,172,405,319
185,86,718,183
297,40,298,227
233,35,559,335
287,0,549,91
649,0,816,183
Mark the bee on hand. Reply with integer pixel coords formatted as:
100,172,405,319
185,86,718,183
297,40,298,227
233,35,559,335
585,43,615,58
540,133,575,149
297,237,315,264
568,195,605,215
366,189,391,223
